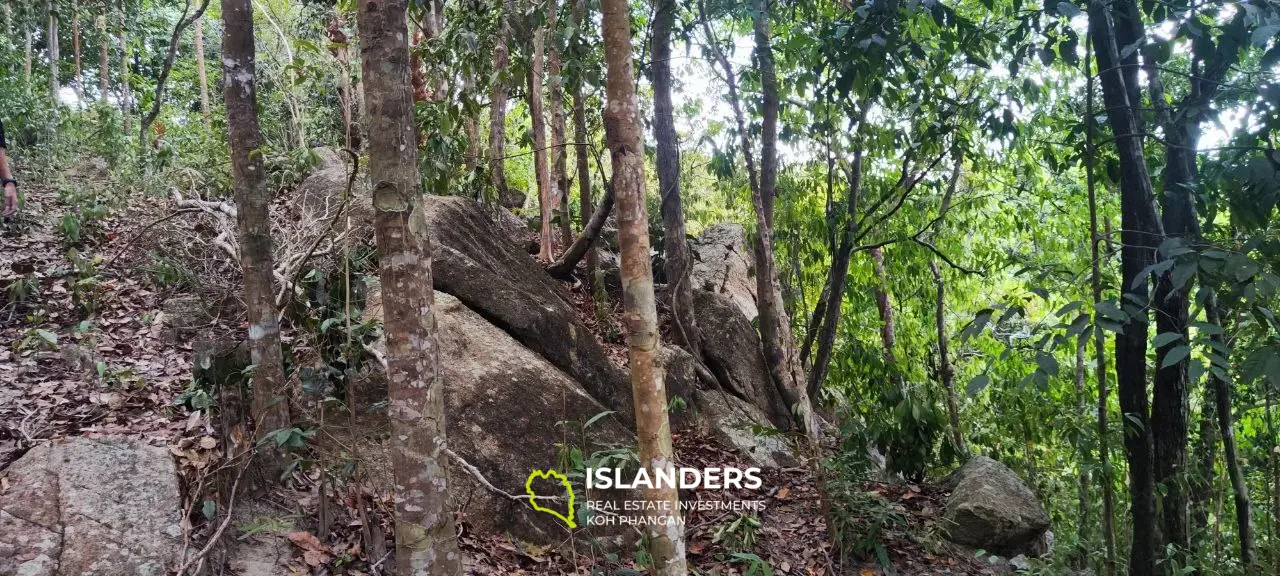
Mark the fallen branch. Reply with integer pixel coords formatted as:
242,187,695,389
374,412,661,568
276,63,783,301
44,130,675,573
275,150,361,308
443,448,561,503
546,182,615,279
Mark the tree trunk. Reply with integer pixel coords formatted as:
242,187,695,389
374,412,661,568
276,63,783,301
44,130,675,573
652,0,702,361
546,0,570,250
328,17,355,150
141,0,210,149
97,14,108,101
933,260,964,455
806,150,861,400
748,3,816,436
1088,2,1163,572
120,5,132,135
1205,298,1257,570
354,0,465,572
1191,379,1218,545
547,182,614,279
1074,332,1091,566
1085,30,1119,575
528,20,553,261
871,246,897,366
570,0,595,294
25,27,33,95
48,1,59,98
221,0,289,459
3,3,9,35
487,0,513,208
195,16,212,133
72,0,81,95
601,0,687,570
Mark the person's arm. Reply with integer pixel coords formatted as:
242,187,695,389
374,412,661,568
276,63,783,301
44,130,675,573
0,148,12,181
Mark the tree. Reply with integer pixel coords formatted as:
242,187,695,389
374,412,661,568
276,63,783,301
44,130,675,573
48,0,59,97
601,0,687,568
355,0,465,572
195,15,212,133
487,0,513,207
528,8,553,261
97,13,108,101
651,0,703,362
1087,2,1162,570
221,0,289,460
141,0,210,149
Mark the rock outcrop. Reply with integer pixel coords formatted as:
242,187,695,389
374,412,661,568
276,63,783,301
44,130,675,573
423,196,636,420
941,456,1051,556
0,437,182,576
690,223,757,321
693,290,792,430
292,147,371,230
696,390,795,468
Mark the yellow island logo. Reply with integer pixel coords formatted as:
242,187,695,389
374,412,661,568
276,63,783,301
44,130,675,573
525,469,576,528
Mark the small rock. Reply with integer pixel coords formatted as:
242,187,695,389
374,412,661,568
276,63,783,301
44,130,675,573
941,456,1051,557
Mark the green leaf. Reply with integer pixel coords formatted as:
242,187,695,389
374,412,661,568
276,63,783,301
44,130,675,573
1056,301,1083,317
1161,345,1191,369
967,373,992,396
1035,352,1060,376
583,410,616,429
1189,322,1224,336
1153,332,1182,348
36,329,58,346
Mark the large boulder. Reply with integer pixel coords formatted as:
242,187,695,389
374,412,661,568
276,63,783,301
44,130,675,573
692,290,792,430
424,195,635,420
292,147,372,230
696,390,796,468
0,437,182,576
367,292,637,544
941,456,1050,556
690,223,757,321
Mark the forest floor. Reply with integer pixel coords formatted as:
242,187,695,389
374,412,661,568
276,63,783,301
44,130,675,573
0,180,1004,575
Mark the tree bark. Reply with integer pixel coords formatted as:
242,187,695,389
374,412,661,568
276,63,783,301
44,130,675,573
48,1,60,98
141,0,210,148
97,14,108,101
806,150,861,399
601,0,687,569
221,0,289,457
72,0,81,95
546,0,570,249
528,19,553,261
871,246,897,366
1084,30,1119,575
355,0,465,572
1205,298,1257,570
1191,377,1218,545
933,260,964,455
748,3,816,436
652,0,702,361
1088,2,1163,572
195,16,212,133
120,5,131,134
1074,331,1091,566
570,0,595,293
25,27,33,94
488,0,514,208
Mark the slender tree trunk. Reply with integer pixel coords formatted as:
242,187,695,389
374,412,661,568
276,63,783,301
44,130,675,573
97,14,108,101
1074,332,1091,566
72,0,81,95
546,0,570,250
195,16,212,133
142,0,210,148
1205,298,1257,570
748,3,816,436
1088,3,1163,572
25,28,33,95
933,260,964,455
528,19,553,261
601,0,687,570
329,18,355,150
1191,379,1218,544
487,0,512,207
652,0,702,360
355,0,465,572
1269,386,1279,576
871,246,897,365
221,0,289,459
570,0,595,294
1085,31,1118,574
806,150,861,399
48,1,60,98
120,6,131,134
3,3,9,35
